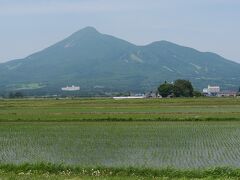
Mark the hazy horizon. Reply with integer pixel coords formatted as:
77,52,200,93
0,0,240,63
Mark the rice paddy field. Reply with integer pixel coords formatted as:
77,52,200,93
1,97,240,179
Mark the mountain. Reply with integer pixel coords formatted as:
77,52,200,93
0,26,240,95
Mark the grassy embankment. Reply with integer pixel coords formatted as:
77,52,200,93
1,163,240,179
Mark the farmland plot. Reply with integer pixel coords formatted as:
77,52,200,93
0,98,240,121
1,121,240,169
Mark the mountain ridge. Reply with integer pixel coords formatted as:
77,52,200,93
0,27,239,95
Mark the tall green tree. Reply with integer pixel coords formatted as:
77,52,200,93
193,90,202,97
237,87,240,96
173,79,194,97
158,81,174,97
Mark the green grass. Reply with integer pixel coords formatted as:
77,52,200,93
1,163,240,179
0,97,240,121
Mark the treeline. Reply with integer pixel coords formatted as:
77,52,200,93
158,79,202,97
1,79,239,98
0,92,25,99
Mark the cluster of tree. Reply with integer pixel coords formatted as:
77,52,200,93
8,92,24,98
237,87,240,96
158,79,202,97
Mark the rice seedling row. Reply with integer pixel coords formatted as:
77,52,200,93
1,121,240,169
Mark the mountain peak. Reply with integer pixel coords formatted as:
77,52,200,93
147,40,179,47
67,26,100,41
74,26,99,35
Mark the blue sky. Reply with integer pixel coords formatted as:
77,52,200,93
0,0,240,63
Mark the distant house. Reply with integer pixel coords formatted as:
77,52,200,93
61,85,80,91
145,91,162,98
217,91,237,97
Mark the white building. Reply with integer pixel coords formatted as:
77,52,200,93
208,85,220,93
61,85,80,91
203,85,220,96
